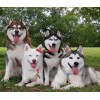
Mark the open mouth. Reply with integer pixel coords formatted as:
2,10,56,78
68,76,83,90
11,33,22,44
28,60,37,69
48,44,57,53
68,63,79,75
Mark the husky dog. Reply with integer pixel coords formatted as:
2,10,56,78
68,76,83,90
1,20,32,82
16,44,43,87
43,31,63,85
51,45,100,90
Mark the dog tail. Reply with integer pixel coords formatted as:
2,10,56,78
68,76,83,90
89,67,100,85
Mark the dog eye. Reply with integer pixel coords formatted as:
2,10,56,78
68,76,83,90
77,57,80,59
36,55,39,57
55,39,58,41
69,57,73,59
10,27,14,30
49,39,53,41
19,27,23,30
29,55,32,57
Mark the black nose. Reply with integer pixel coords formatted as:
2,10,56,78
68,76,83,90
74,62,79,66
32,59,36,63
52,43,56,47
15,30,19,36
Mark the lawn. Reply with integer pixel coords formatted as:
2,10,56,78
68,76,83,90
0,47,100,92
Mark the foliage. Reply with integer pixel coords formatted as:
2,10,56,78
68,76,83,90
0,7,100,47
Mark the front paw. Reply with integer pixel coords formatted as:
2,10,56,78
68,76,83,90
15,82,24,87
26,83,35,87
51,83,60,90
1,78,9,82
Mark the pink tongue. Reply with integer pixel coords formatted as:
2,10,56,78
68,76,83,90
31,64,36,68
14,36,19,44
72,67,79,75
49,47,56,53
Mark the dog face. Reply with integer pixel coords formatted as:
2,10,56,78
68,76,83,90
61,45,84,75
24,44,43,69
7,20,27,44
44,31,61,53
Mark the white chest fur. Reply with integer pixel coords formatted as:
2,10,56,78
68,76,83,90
7,44,25,61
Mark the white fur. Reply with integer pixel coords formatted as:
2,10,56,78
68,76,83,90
2,44,25,82
44,31,62,85
15,44,43,87
51,46,100,90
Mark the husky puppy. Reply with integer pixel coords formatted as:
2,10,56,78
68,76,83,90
51,45,100,90
1,20,32,82
16,44,43,87
43,31,63,85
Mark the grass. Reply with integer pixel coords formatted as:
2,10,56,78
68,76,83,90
0,47,100,92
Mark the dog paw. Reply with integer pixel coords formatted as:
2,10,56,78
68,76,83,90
51,83,60,90
15,82,24,87
1,78,9,82
26,83,35,87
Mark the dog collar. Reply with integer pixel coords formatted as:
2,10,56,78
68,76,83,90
36,49,43,53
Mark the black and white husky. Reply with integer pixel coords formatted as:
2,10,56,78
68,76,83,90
51,45,100,90
1,20,32,82
43,31,63,85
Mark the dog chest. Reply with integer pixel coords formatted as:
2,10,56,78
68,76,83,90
44,57,60,69
7,44,24,61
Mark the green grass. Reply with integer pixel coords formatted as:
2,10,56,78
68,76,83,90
0,47,100,92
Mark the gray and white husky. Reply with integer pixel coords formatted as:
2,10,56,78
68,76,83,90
51,45,100,90
43,31,63,85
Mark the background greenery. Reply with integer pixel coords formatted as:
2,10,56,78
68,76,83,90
0,7,100,47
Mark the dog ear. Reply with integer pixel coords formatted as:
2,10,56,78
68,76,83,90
20,20,26,25
24,43,30,52
77,46,84,55
8,20,13,25
44,30,50,37
57,31,61,37
37,44,42,50
64,45,71,54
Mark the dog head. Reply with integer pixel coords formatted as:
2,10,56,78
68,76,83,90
61,45,84,75
24,43,43,69
44,30,61,53
6,20,28,45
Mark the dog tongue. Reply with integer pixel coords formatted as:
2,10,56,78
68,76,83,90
31,64,36,68
72,67,79,75
49,47,56,53
14,36,19,44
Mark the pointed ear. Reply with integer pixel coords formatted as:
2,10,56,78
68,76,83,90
37,44,42,50
24,43,30,52
8,20,13,25
64,45,71,54
20,20,26,25
44,30,50,37
57,31,61,37
77,46,84,55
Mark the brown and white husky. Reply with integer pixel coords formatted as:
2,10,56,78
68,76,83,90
1,20,32,82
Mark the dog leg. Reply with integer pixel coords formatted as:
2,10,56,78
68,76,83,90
15,79,29,87
26,78,43,87
1,59,13,82
51,82,60,90
60,83,84,90
44,69,50,85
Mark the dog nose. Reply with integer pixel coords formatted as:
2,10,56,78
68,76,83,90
74,62,79,66
15,30,19,36
32,59,36,63
52,43,56,47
